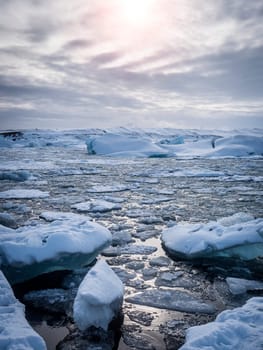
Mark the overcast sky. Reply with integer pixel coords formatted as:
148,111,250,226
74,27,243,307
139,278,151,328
0,0,263,130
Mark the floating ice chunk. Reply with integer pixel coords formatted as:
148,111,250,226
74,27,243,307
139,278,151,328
86,133,170,158
72,199,122,213
162,213,263,261
73,260,124,331
226,277,263,295
0,189,49,199
87,184,129,193
40,211,91,222
0,170,32,181
180,297,263,350
126,289,215,314
112,231,134,246
0,216,111,284
0,271,46,350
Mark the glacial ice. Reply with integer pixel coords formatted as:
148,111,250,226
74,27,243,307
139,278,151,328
126,289,216,314
0,215,112,284
86,133,171,157
0,271,46,350
73,260,124,331
162,213,263,261
180,297,263,350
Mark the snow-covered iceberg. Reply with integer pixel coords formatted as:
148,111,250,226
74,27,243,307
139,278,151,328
164,134,263,158
162,213,263,263
86,133,171,157
73,259,124,331
0,214,112,284
0,270,46,349
179,297,263,350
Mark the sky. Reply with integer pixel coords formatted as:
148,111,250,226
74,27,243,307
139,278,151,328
0,0,263,130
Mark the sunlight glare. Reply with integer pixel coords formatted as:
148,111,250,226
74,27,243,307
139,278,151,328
119,0,156,25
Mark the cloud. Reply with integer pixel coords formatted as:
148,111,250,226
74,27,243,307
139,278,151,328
0,0,262,130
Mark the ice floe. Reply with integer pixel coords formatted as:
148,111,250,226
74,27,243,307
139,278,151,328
73,260,124,331
226,277,263,295
162,213,263,261
126,289,216,314
0,270,46,349
72,199,122,213
0,189,49,199
180,297,263,350
0,214,111,283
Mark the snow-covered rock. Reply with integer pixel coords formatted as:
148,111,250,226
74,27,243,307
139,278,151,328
162,213,263,261
73,260,124,331
179,297,263,350
0,270,46,350
86,133,171,157
0,215,112,284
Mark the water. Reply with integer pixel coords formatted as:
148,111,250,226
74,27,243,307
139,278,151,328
1,146,262,349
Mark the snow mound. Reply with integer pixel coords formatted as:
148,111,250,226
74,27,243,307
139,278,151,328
73,259,124,331
0,215,112,284
0,270,46,350
86,133,171,157
179,297,263,350
162,213,263,261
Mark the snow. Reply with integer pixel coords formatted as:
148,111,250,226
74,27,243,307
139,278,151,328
162,213,263,261
0,189,49,199
0,270,46,350
72,199,122,213
73,259,124,331
180,297,263,350
0,215,112,284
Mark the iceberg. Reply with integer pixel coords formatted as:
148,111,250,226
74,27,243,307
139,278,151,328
0,215,112,284
179,297,263,350
162,213,263,263
0,270,46,350
73,259,124,331
86,133,171,157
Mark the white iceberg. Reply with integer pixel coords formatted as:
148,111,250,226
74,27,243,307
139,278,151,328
210,135,263,157
0,215,112,284
73,259,124,331
162,213,263,261
179,297,263,350
86,133,171,157
0,270,46,350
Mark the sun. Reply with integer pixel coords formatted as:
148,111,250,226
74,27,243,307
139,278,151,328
119,0,156,25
